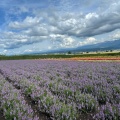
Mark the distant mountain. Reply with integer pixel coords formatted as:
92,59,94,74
25,39,120,55
72,39,120,52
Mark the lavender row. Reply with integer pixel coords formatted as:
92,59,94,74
0,67,78,120
0,62,98,114
0,74,39,120
3,60,120,105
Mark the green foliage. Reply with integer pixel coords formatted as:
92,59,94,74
55,103,78,120
112,85,120,103
63,89,73,97
106,78,113,84
34,76,41,80
57,77,62,82
25,84,35,96
3,100,18,120
84,85,95,94
97,89,107,104
113,85,120,94
101,104,119,120
48,82,54,89
75,93,97,112
44,96,54,110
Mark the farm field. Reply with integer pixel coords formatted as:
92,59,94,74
44,56,120,61
0,60,120,120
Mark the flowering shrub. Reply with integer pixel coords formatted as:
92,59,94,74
94,103,120,120
52,103,77,120
75,93,97,112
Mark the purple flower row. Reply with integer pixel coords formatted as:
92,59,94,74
0,74,39,120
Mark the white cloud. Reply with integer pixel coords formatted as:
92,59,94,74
110,31,120,40
60,37,76,48
8,0,120,38
9,16,41,29
24,49,33,52
85,13,99,19
0,31,48,49
48,46,52,50
78,37,97,46
86,37,96,42
25,25,48,36
3,49,7,54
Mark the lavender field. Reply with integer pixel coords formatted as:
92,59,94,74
0,60,120,120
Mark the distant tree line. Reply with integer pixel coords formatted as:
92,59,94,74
0,52,120,60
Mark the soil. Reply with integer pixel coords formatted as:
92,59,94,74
0,110,5,120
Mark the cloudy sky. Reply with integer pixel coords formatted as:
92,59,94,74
0,0,120,55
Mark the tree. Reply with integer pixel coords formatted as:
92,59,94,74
68,51,71,54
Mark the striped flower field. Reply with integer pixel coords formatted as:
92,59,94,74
0,60,120,120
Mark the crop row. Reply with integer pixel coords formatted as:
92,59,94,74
0,60,120,120
0,66,78,119
0,74,39,120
